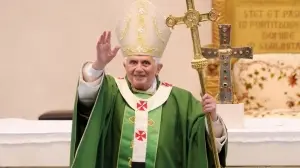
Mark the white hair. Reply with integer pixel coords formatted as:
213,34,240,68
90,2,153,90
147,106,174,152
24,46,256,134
123,56,161,64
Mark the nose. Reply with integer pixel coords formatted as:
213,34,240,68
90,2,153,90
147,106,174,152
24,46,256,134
135,63,143,72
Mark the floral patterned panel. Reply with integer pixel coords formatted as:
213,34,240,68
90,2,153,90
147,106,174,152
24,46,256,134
233,54,300,118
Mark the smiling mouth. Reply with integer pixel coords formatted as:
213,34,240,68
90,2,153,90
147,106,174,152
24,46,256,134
134,75,146,79
134,75,146,77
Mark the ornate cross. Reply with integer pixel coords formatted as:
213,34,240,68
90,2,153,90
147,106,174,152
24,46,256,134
165,3,219,90
201,24,253,104
166,1,221,167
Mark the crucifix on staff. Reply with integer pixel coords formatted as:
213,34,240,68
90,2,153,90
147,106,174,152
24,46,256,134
165,0,223,167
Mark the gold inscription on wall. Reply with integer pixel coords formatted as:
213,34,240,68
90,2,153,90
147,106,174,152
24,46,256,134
226,0,300,53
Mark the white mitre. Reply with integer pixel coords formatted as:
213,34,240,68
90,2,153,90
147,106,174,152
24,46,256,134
115,0,172,58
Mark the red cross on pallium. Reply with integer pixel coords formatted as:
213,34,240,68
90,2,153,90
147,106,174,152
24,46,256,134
161,82,172,87
135,130,147,141
137,100,147,111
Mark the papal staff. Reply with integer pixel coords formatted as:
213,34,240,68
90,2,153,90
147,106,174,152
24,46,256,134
165,0,221,167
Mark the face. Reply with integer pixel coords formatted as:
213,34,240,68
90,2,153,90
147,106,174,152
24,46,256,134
124,55,163,91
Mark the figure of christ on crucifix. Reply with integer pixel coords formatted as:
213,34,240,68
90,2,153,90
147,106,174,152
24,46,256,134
201,24,253,104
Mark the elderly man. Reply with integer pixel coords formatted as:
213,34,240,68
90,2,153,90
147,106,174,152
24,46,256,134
70,0,228,168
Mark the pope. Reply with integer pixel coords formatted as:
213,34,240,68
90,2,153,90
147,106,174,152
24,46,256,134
69,0,228,167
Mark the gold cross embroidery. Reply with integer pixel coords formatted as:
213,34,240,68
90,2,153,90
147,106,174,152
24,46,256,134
128,157,132,167
129,116,154,126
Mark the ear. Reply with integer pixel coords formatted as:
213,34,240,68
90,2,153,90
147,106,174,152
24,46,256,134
156,64,163,75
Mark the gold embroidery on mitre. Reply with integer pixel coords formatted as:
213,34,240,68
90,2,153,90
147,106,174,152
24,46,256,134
122,0,158,56
153,16,165,44
119,15,132,41
116,0,172,58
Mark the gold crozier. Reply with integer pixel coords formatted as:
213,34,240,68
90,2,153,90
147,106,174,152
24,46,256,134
165,0,221,167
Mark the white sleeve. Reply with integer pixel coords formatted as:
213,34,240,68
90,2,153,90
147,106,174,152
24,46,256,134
205,115,228,153
77,62,105,106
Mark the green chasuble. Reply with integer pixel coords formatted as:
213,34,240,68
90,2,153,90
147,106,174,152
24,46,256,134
70,75,228,168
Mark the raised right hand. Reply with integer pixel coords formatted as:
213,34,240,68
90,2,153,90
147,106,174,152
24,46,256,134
92,31,120,70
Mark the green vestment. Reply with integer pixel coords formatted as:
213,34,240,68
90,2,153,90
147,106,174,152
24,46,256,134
70,75,228,168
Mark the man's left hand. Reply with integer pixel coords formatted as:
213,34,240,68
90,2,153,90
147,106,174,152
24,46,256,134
202,94,218,121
